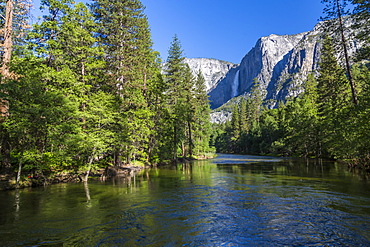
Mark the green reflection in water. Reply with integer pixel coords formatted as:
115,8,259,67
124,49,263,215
0,154,369,246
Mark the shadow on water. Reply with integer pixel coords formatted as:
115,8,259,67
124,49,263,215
0,153,370,246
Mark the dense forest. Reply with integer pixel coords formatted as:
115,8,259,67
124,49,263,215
0,0,213,185
213,0,370,169
0,0,369,188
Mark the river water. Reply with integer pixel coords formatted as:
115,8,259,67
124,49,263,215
1,154,370,246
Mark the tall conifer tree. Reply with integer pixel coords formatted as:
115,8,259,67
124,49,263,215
321,0,358,105
317,35,350,157
193,71,212,156
91,0,157,164
164,35,188,159
352,0,370,60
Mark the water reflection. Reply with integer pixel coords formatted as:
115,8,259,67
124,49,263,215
14,189,20,222
0,154,370,246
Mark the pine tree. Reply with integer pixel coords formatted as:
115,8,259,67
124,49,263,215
182,65,195,157
278,74,321,157
91,0,157,164
230,104,240,153
321,0,358,105
192,70,212,157
317,35,351,158
164,35,190,159
246,78,263,128
91,0,153,97
352,64,370,164
352,0,370,60
145,54,172,162
317,36,350,116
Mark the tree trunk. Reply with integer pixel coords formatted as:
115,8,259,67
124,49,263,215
0,129,11,171
114,148,123,166
1,0,13,76
181,141,186,157
187,120,193,157
16,158,22,189
84,181,91,201
84,148,96,182
0,0,13,117
173,123,177,160
0,0,14,171
336,0,358,105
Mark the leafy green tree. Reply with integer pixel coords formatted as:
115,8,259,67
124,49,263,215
272,74,320,157
26,0,110,180
3,54,81,181
214,79,265,155
258,108,281,155
3,0,79,177
0,0,32,171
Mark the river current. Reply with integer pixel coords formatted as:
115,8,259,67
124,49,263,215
1,154,370,246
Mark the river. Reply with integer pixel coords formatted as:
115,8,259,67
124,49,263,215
1,154,370,246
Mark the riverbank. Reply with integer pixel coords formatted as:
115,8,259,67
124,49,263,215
0,165,146,191
0,154,217,191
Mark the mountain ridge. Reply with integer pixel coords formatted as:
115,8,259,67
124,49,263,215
198,20,362,112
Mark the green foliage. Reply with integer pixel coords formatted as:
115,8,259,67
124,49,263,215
0,0,214,178
213,33,370,167
352,0,370,60
162,36,213,159
3,0,369,180
215,1,370,164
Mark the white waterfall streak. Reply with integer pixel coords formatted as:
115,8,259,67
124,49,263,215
231,70,240,98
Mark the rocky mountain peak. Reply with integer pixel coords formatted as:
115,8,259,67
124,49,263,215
208,20,362,111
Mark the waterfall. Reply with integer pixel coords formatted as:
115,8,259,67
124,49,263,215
231,70,240,98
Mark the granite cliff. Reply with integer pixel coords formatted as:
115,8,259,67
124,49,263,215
184,58,236,93
208,21,362,109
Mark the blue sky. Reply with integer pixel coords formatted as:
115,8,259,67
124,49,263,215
32,0,325,64
141,0,325,63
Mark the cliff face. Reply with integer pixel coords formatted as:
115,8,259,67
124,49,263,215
208,32,307,109
184,58,236,93
208,21,362,109
208,31,315,109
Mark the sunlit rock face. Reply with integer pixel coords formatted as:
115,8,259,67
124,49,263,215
210,110,232,124
184,58,236,93
208,20,362,110
208,31,310,109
